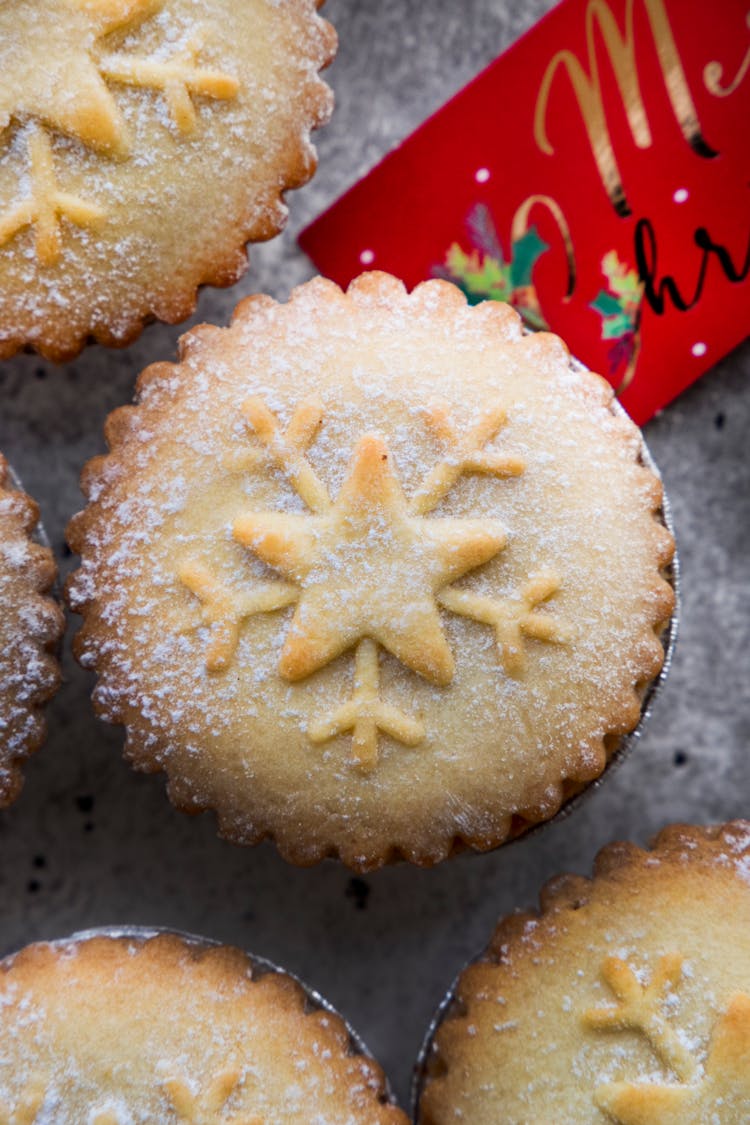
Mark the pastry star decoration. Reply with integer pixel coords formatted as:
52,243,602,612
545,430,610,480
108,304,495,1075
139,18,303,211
0,129,105,267
181,397,569,770
164,1067,263,1125
584,955,697,1082
233,430,506,687
0,0,238,263
0,0,150,160
594,993,750,1124
0,1072,261,1125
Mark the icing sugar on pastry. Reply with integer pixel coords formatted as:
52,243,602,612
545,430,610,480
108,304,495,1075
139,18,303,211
67,274,674,870
0,0,336,359
419,821,750,1125
0,933,406,1124
595,994,750,1124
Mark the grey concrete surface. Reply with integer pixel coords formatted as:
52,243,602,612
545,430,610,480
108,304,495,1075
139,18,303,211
0,0,748,1111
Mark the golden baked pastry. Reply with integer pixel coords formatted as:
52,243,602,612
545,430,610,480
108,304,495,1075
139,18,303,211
0,931,406,1122
67,273,675,869
0,0,335,361
418,820,750,1125
0,454,64,805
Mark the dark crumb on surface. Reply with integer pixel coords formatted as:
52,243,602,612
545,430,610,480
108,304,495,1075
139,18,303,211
75,794,94,814
34,367,46,380
714,412,725,430
26,879,41,893
32,854,46,868
345,877,371,911
674,750,688,767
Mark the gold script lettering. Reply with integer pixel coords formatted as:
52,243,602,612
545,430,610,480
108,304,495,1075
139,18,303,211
534,0,716,217
704,11,750,97
511,194,577,300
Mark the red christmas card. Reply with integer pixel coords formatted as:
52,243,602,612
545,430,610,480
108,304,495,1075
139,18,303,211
300,0,750,424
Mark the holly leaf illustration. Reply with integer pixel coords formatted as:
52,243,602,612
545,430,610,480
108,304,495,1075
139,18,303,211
510,225,549,289
437,210,549,327
590,290,623,318
602,250,643,303
601,313,633,339
444,244,472,277
444,244,512,303
610,273,642,302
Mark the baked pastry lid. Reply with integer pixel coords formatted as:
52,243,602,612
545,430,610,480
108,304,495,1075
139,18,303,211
1,923,398,1109
0,457,64,807
411,821,727,1125
65,303,679,866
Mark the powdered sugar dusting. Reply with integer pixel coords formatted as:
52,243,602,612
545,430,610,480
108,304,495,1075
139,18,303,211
0,933,405,1123
420,821,750,1122
68,276,674,868
0,0,336,359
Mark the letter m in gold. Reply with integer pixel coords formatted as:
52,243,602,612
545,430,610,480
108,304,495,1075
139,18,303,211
534,0,716,216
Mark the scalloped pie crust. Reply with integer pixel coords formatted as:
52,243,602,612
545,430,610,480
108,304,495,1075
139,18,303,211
419,820,750,1125
67,273,675,870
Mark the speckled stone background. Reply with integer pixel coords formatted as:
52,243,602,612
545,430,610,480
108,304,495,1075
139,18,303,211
0,0,748,1112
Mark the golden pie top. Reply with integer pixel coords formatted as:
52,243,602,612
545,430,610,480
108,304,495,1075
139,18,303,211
67,273,674,870
0,0,335,361
419,821,750,1125
0,932,406,1123
0,454,63,806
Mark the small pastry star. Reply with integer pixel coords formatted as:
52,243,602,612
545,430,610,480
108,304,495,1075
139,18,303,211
234,434,507,685
0,0,161,157
177,560,297,672
584,955,696,1080
164,1067,263,1125
595,994,750,1124
99,26,239,134
0,129,105,265
439,571,568,677
308,637,425,770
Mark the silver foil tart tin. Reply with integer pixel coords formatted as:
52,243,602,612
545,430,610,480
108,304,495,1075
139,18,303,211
412,957,471,1122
